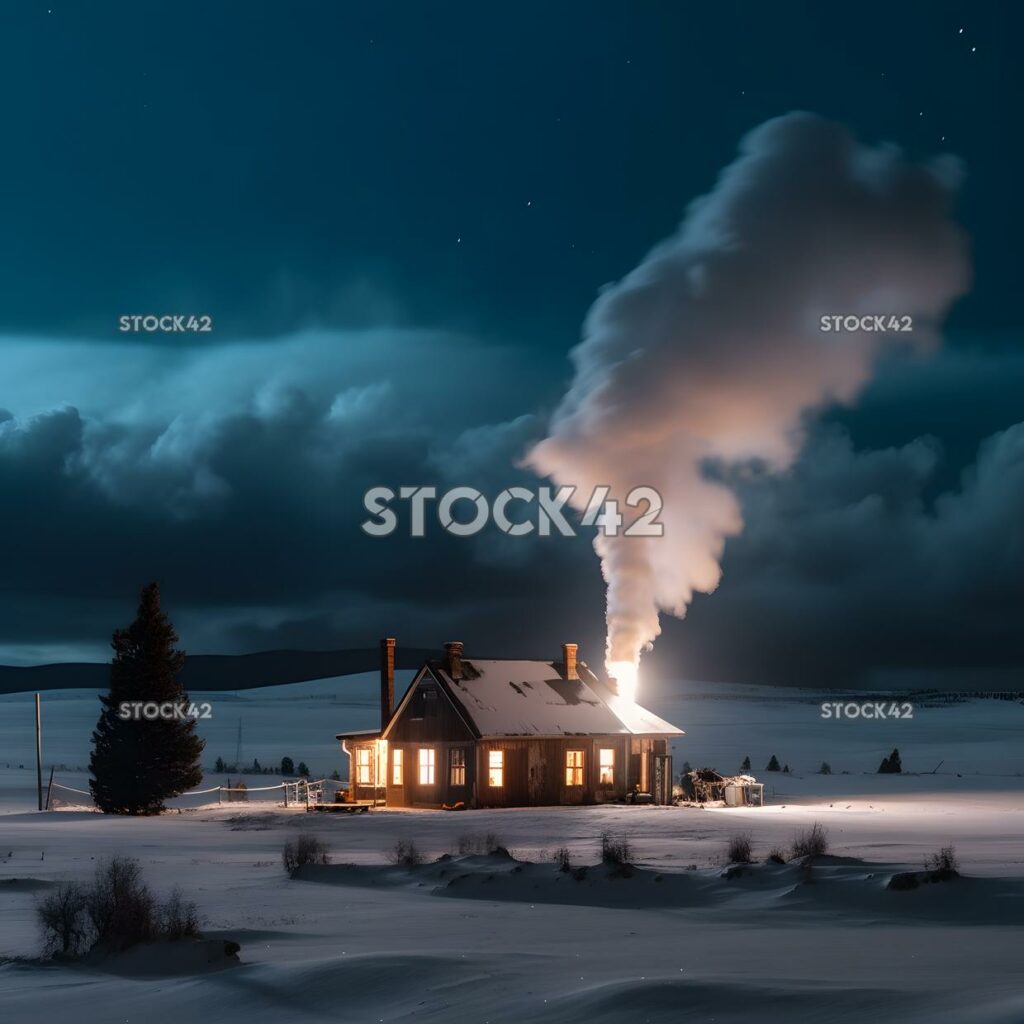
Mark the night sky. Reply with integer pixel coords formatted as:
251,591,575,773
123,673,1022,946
0,1,1021,687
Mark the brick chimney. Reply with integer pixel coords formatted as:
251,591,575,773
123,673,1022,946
562,642,578,680
443,640,464,680
380,637,395,730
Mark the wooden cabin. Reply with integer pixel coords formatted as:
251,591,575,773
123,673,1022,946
337,639,683,809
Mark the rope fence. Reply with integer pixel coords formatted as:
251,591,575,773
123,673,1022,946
45,777,347,811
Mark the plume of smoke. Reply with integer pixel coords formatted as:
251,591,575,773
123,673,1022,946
527,113,970,689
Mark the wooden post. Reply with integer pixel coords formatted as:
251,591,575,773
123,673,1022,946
35,693,43,811
304,779,310,811
44,765,54,811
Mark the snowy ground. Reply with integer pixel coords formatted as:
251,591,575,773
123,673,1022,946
1,675,1023,1023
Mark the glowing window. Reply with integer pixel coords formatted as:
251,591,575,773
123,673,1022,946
599,748,615,786
418,748,435,785
392,748,403,786
356,747,372,785
450,748,466,786
565,749,584,786
488,750,504,787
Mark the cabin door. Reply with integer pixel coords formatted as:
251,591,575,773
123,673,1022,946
652,754,672,805
527,743,547,804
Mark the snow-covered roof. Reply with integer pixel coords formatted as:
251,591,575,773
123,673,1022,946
425,658,683,738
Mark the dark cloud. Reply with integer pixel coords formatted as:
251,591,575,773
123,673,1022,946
0,330,600,664
667,418,1024,687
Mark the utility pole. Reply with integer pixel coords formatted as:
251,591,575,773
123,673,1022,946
35,693,43,811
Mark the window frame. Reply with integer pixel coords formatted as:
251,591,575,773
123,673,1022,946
355,746,372,785
565,748,584,787
418,747,436,785
488,749,504,788
449,748,466,787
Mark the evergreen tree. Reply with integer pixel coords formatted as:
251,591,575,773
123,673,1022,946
297,762,310,778
766,755,781,771
740,756,751,771
214,756,226,773
281,756,294,776
89,583,204,814
878,748,902,774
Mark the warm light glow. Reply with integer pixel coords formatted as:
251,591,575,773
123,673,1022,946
606,659,639,703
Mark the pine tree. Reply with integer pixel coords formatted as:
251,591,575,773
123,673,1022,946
89,583,204,814
281,756,295,776
741,756,751,771
766,755,781,771
214,756,226,773
297,762,310,778
878,748,902,774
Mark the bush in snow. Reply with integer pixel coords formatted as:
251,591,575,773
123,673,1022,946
818,761,832,775
767,847,787,864
158,886,201,940
388,838,424,866
282,834,331,873
553,847,572,872
600,832,633,866
86,856,157,951
455,832,505,855
791,822,829,859
925,845,960,878
37,857,204,959
726,833,753,864
36,881,90,956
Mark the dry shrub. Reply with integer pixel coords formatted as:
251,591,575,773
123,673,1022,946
924,845,960,879
282,834,331,873
37,857,202,959
159,887,201,940
36,881,90,956
791,822,829,859
726,833,753,864
388,838,423,866
455,832,504,855
600,832,633,866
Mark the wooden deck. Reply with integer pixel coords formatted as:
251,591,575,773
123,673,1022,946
308,800,374,813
